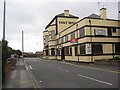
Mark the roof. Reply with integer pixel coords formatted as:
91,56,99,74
45,12,79,29
87,13,100,19
56,13,79,18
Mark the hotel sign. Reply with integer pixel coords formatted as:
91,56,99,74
59,21,75,24
70,39,78,44
94,29,105,35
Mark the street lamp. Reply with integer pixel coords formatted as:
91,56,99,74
22,31,24,62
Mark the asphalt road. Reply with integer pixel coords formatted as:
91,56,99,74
25,58,119,88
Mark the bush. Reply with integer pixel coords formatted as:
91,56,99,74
113,57,120,60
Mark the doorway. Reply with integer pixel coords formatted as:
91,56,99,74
61,47,65,60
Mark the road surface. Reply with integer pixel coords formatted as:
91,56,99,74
25,58,119,88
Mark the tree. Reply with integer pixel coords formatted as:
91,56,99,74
8,49,22,58
2,40,8,82
15,50,22,56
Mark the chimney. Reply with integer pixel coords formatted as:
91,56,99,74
100,8,107,19
64,10,69,16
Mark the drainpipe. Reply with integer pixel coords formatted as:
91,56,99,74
112,44,114,59
89,19,93,62
76,24,79,62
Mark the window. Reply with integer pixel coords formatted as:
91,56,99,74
51,48,55,55
75,45,78,55
46,50,49,55
107,27,116,36
65,47,69,55
92,44,103,54
80,28,84,37
57,49,61,55
65,35,68,42
112,28,116,33
70,47,72,55
115,44,120,53
108,28,112,36
94,29,105,36
80,44,85,54
45,35,49,42
51,31,55,39
71,32,75,39
61,37,64,43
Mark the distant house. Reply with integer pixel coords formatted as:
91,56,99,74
23,52,34,56
7,46,12,51
35,51,43,56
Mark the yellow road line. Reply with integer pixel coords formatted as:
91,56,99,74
59,61,120,74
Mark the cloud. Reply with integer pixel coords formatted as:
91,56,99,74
0,1,118,52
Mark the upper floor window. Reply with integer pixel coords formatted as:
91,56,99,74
71,32,75,39
45,35,49,42
107,27,116,36
61,37,64,43
51,31,55,39
79,28,84,37
112,28,116,33
65,35,68,42
94,29,105,36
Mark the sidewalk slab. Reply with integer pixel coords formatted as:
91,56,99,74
3,59,34,88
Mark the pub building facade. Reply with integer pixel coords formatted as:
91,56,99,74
43,8,120,62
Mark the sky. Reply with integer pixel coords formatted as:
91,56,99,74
0,0,119,53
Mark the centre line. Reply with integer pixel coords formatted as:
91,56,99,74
57,67,69,72
29,65,33,69
78,74,112,86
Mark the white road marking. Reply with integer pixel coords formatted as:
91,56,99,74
40,81,42,83
25,66,28,70
57,67,69,72
78,74,112,86
29,65,33,69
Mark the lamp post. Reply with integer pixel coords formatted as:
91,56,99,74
22,31,24,61
3,0,6,40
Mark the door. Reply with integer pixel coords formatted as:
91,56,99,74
61,47,65,60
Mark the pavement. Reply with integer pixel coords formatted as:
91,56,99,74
2,58,34,89
25,58,119,88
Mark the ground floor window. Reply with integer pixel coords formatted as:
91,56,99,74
57,49,61,55
65,47,69,55
75,45,78,55
80,44,85,54
51,48,55,55
70,47,72,55
115,43,120,54
92,43,103,54
46,50,49,56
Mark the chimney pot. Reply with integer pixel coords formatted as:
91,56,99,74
100,8,107,19
64,10,69,16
